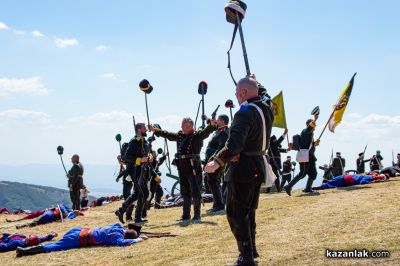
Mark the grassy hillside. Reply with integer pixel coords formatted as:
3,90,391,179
1,178,399,265
0,181,74,211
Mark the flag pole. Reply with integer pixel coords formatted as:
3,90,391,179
316,108,335,141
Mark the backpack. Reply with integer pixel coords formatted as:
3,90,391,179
120,142,129,161
292,134,300,151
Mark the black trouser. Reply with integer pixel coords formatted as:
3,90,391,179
207,169,224,209
122,181,133,200
287,161,317,191
120,181,148,220
281,173,292,188
226,180,262,243
81,198,88,208
148,179,164,209
178,159,202,219
69,185,81,210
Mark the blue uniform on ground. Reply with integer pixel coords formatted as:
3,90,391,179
318,174,374,189
0,233,55,252
44,223,138,252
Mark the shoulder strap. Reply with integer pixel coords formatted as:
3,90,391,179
247,103,266,151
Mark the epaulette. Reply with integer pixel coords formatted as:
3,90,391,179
240,105,250,111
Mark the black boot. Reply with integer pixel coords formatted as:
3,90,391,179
192,197,201,222
16,245,46,257
251,231,259,258
115,208,125,224
303,178,315,193
126,204,134,222
227,241,255,266
283,185,291,196
178,196,191,221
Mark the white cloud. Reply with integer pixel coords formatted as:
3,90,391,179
0,77,50,96
55,38,79,48
339,112,400,139
0,22,8,30
13,29,25,35
96,45,110,52
0,109,50,124
100,73,125,82
70,111,182,129
32,30,45,37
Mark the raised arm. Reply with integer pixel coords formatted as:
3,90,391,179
196,123,217,140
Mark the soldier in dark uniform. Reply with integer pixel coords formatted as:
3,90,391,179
394,153,400,168
319,164,333,183
145,149,167,212
205,114,229,213
67,154,84,210
370,151,383,171
205,77,273,266
356,152,371,174
116,155,133,200
284,115,320,195
332,152,345,177
266,128,290,192
115,123,152,224
281,156,294,188
149,117,216,222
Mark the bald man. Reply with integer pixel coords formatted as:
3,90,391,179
205,77,274,266
67,154,84,210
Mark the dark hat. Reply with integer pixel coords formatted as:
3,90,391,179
311,106,320,115
127,223,142,233
359,152,364,156
287,156,291,159
139,79,153,94
198,81,208,95
224,0,247,24
225,99,234,108
57,145,64,155
336,152,341,156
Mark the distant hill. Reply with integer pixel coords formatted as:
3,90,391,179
0,181,93,211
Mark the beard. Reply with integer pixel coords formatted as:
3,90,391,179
142,132,147,137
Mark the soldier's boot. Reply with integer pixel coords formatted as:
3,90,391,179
192,197,201,222
126,204,134,222
141,201,149,219
275,178,282,192
251,230,259,258
16,245,46,257
177,196,191,221
303,178,314,193
155,196,162,209
227,241,255,266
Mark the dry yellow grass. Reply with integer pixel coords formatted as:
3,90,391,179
1,178,399,265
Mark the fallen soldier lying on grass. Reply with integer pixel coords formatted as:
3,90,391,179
15,223,147,257
314,174,388,190
0,233,57,252
16,205,83,229
6,210,46,223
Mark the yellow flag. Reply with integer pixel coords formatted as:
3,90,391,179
272,91,287,128
328,73,356,132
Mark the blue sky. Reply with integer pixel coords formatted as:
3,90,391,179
1,0,399,176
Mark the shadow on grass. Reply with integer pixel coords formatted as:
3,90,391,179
297,191,321,197
337,186,372,191
148,220,219,229
202,211,225,217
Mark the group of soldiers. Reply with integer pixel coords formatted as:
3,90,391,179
319,150,395,183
